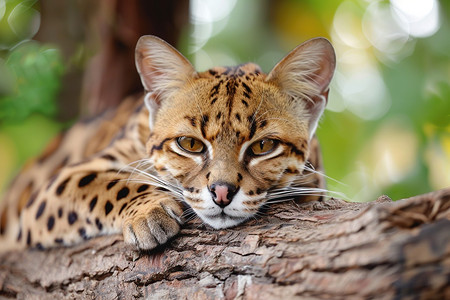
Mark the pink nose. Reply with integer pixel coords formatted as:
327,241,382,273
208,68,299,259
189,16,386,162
209,182,238,208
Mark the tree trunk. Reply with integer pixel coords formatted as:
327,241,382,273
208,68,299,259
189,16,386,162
36,0,189,120
0,188,449,299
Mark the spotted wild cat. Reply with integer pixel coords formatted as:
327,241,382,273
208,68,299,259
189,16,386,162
0,36,336,251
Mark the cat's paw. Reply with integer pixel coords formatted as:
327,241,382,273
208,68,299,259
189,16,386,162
122,200,184,250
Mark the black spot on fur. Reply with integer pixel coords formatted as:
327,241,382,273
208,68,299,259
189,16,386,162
150,137,171,155
0,213,5,235
235,113,241,122
137,184,149,193
26,192,38,208
206,172,210,180
185,116,197,127
209,69,218,76
118,203,127,215
226,79,237,116
130,193,150,203
285,142,306,160
116,187,130,201
68,211,78,225
56,177,70,196
241,99,249,107
58,207,63,218
210,82,221,97
216,112,222,120
210,97,217,105
17,228,22,241
78,173,97,187
236,131,241,138
256,188,263,195
35,201,46,220
249,121,257,140
248,190,254,195
95,218,103,231
200,115,209,138
46,175,57,190
54,238,63,244
105,201,113,216
237,173,243,182
284,168,299,174
101,154,117,161
260,120,267,128
89,196,98,212
47,215,55,231
107,180,118,190
26,230,31,246
78,227,88,240
36,243,44,250
242,82,252,95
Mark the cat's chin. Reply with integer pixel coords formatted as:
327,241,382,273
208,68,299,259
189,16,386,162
198,212,249,229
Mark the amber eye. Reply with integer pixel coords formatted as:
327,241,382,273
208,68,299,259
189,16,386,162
249,138,278,156
176,137,205,153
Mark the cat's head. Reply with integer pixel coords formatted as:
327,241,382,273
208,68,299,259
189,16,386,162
135,35,335,229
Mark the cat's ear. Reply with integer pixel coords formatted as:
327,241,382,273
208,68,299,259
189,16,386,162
135,35,197,128
266,38,336,139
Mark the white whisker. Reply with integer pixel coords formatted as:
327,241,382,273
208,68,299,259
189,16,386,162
116,158,184,199
303,165,348,187
268,185,348,200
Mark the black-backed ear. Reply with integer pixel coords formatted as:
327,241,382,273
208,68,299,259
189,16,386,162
266,38,336,139
135,35,197,128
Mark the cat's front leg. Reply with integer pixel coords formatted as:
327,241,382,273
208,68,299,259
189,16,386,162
18,159,184,251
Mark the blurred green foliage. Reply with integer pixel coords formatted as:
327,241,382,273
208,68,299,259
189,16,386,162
185,0,449,201
0,42,64,121
0,0,449,202
0,0,64,193
0,0,40,49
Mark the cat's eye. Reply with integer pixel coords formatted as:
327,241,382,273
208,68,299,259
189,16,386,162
249,138,278,156
176,136,205,153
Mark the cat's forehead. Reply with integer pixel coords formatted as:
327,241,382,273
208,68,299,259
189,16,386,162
198,63,264,79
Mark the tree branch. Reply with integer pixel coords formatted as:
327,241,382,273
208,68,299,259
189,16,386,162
1,188,449,299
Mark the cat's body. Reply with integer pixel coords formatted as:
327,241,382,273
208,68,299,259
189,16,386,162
0,36,335,251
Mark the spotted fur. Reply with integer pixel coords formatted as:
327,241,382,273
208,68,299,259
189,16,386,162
0,36,335,251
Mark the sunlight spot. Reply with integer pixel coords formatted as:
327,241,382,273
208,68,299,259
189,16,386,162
424,130,450,190
7,2,40,39
332,1,370,49
371,120,418,186
391,0,440,38
189,0,238,66
362,2,409,55
0,0,6,22
334,65,390,120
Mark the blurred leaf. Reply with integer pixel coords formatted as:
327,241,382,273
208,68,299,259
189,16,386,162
0,0,40,49
0,41,65,122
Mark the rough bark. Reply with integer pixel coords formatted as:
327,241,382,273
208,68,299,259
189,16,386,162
0,188,449,299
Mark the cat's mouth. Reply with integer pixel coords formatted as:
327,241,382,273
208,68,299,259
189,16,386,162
198,210,249,229
183,188,256,229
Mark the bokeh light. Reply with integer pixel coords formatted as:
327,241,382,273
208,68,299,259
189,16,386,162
0,0,449,203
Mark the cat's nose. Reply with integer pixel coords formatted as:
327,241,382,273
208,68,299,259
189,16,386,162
209,182,239,208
